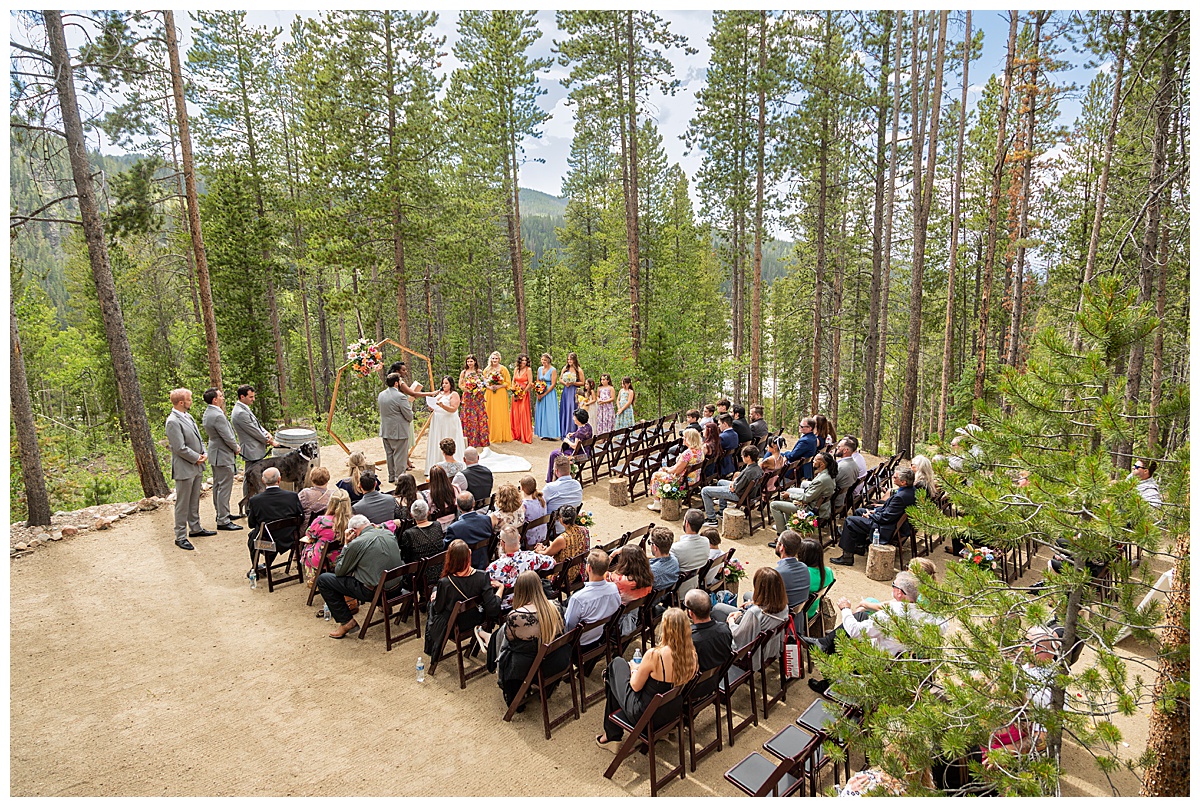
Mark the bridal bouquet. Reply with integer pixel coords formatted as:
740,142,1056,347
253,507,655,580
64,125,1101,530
466,374,487,394
488,371,504,388
347,338,383,378
788,511,818,534
512,385,527,402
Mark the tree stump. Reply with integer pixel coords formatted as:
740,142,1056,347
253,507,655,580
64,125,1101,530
865,543,897,582
721,508,749,541
609,477,630,508
661,498,681,521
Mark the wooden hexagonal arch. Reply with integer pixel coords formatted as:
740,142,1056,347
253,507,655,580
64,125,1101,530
325,339,435,463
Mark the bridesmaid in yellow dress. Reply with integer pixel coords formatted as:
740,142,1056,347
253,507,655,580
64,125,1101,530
484,350,513,444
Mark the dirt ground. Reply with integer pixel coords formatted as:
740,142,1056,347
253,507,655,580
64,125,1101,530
10,433,1152,796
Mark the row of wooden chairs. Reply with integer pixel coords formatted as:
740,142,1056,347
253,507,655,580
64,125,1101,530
573,414,681,487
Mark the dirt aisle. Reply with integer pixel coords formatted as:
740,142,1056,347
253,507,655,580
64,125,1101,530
10,434,1146,795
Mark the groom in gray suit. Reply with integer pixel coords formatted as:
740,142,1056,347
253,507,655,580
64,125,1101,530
166,388,212,551
378,372,414,485
201,388,243,531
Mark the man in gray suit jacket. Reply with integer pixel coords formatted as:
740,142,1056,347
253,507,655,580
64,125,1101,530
201,388,243,532
166,388,212,550
230,384,278,508
378,372,414,484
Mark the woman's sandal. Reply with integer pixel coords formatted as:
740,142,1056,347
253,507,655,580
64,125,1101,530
595,734,619,752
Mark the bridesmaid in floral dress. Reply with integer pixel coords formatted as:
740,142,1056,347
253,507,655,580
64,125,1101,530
594,373,616,434
509,354,534,444
458,354,489,449
558,352,585,438
534,354,560,440
484,351,513,444
614,376,637,429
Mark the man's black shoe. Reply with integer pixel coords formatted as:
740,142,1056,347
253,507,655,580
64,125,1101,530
217,523,243,531
175,537,195,551
190,529,216,537
808,678,830,695
229,513,246,520
830,554,855,567
767,540,777,549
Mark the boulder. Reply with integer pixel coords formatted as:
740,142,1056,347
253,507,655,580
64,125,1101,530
61,526,79,536
139,498,157,511
121,504,138,517
15,542,28,551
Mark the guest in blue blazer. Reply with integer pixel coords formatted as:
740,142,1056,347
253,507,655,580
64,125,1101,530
444,491,494,568
831,467,916,567
783,417,819,480
717,414,740,477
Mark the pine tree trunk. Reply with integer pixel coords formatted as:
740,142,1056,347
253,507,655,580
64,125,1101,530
972,12,1019,418
749,10,766,406
384,14,409,347
898,12,947,455
1140,531,1190,796
165,10,222,388
1148,196,1171,453
507,93,529,354
830,199,847,427
625,12,642,364
863,11,893,446
869,10,904,454
1072,12,1129,351
938,10,970,440
45,10,168,499
11,295,52,526
163,87,201,326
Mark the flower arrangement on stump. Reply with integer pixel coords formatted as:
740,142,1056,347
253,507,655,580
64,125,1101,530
958,544,997,573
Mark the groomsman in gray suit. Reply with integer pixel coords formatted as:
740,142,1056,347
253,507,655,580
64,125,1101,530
378,372,414,485
201,388,243,531
231,384,278,509
166,388,212,550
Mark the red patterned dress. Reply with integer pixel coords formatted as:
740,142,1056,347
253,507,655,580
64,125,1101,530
459,370,490,448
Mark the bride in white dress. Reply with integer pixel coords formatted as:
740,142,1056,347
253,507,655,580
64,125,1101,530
425,376,465,473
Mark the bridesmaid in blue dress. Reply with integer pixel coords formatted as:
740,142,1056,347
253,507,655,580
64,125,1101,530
534,353,561,440
558,352,585,439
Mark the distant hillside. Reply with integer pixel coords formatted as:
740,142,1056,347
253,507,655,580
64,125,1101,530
518,187,567,217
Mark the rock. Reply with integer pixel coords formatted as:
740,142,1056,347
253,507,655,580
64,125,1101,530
29,539,41,548
139,498,157,511
50,534,63,541
95,518,113,531
117,513,127,519
15,542,28,551
54,511,66,517
61,525,78,536
201,482,212,492
121,504,138,517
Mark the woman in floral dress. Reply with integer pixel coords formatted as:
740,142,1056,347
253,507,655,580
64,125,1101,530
458,354,489,449
484,351,513,444
509,353,534,444
647,426,705,511
614,376,637,429
533,353,560,440
594,373,616,435
558,352,585,438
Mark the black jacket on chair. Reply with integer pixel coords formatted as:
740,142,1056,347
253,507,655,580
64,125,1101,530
461,464,494,504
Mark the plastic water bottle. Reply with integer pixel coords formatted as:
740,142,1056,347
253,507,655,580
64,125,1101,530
633,648,643,665
248,569,258,589
322,603,330,621
872,527,881,546
416,656,426,682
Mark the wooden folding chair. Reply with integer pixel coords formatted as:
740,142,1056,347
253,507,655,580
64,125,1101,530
519,513,552,550
724,725,817,797
796,699,852,783
428,595,490,689
503,626,581,739
550,550,589,602
757,620,791,718
602,682,688,797
682,663,725,772
357,560,422,650
703,548,736,595
760,723,826,795
252,514,306,592
608,595,650,663
623,523,654,551
576,610,622,711
718,637,760,747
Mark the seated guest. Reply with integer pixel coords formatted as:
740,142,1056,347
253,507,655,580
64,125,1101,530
813,413,836,450
799,537,835,622
731,404,752,444
647,527,680,591
1130,459,1163,509
564,549,622,661
911,454,939,498
435,437,466,481
769,451,836,534
843,434,868,490
546,408,592,483
698,404,717,428
856,557,937,613
543,455,583,534
682,409,703,434
684,588,733,692
980,626,1060,767
246,466,304,576
460,447,494,504
393,473,420,511
596,607,698,750
490,482,526,533
318,514,404,639
711,567,790,671
298,466,332,522
606,543,655,603
399,498,445,588
773,529,811,611
336,451,371,504
715,398,732,418
749,405,768,445
477,571,571,708
519,475,548,548
423,539,502,665
832,440,859,511
534,505,590,584
701,422,722,478
486,526,555,608
831,467,916,567
301,488,352,577
782,417,819,479
761,436,787,476
648,427,705,512
701,445,763,526
421,465,460,526
352,471,400,525
804,571,943,693
670,508,711,587
716,415,740,477
444,491,494,569
702,527,724,587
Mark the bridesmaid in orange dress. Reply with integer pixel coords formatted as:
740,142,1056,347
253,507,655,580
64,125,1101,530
509,353,534,444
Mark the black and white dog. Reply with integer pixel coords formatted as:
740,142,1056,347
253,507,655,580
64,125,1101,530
239,441,320,513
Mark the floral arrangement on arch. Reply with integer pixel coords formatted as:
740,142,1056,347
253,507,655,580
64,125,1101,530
347,337,383,378
959,544,997,573
788,510,818,534
659,482,687,501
